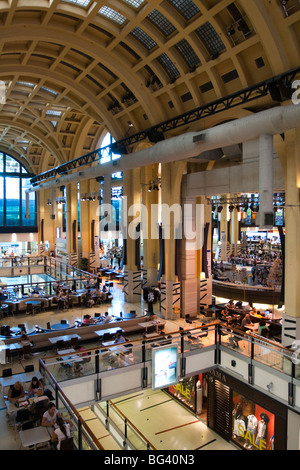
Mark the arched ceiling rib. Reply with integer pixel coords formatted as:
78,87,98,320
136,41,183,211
0,0,299,175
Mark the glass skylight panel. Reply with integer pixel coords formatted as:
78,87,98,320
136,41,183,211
46,110,62,116
147,9,176,37
130,27,157,50
122,0,145,8
41,87,58,96
196,22,225,56
167,0,200,21
157,53,180,81
175,39,200,69
62,0,91,7
98,6,127,25
16,81,35,88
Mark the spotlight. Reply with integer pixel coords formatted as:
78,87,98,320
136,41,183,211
212,205,216,212
236,205,240,212
217,205,223,213
148,186,152,192
228,205,234,212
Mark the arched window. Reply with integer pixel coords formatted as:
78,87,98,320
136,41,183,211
0,152,36,232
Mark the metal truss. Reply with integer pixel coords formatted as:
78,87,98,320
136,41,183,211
30,66,300,186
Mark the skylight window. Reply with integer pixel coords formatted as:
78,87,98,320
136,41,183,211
46,110,62,116
41,87,58,96
62,0,91,7
157,53,180,81
98,6,127,25
130,27,157,50
122,0,145,8
196,22,225,57
147,9,176,37
167,0,200,21
175,39,200,70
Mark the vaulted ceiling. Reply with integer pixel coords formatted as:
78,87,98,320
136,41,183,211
0,0,299,175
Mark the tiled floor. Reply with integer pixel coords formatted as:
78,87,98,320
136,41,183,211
0,282,236,451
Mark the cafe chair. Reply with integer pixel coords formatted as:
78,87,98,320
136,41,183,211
2,368,12,377
70,337,79,348
15,408,31,434
55,340,66,351
21,344,32,360
60,437,74,450
35,405,49,426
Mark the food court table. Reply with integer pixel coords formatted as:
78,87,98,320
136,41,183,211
48,334,81,344
0,370,43,391
138,320,166,338
51,323,70,330
25,300,42,314
19,426,51,449
94,327,124,338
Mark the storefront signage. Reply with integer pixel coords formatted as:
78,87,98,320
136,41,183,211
172,383,191,400
236,425,267,450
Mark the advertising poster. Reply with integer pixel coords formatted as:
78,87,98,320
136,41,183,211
152,344,178,390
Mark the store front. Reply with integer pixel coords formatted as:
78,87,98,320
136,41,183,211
166,374,206,420
206,370,287,450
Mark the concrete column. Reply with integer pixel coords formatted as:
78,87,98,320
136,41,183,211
282,128,300,346
219,196,228,262
159,161,186,319
122,168,142,303
140,164,159,289
199,196,212,310
38,188,56,254
65,182,79,266
79,180,92,262
259,134,274,229
180,193,199,317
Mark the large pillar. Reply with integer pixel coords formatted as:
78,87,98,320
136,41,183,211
219,196,229,262
159,161,186,319
199,196,213,310
180,190,199,317
65,182,79,266
259,134,274,229
282,128,300,345
141,164,159,289
122,168,142,303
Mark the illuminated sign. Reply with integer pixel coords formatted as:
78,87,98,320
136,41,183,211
152,344,178,390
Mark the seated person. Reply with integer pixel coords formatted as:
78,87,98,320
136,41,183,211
28,388,49,416
220,307,230,323
114,332,126,344
103,311,112,323
8,381,25,404
241,314,253,331
258,319,269,336
28,376,44,397
226,299,235,309
18,333,32,347
51,417,72,450
41,402,62,427
83,314,95,325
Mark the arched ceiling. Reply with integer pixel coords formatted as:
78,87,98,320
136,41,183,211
0,0,299,175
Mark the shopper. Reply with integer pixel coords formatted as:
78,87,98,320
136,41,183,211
51,416,72,450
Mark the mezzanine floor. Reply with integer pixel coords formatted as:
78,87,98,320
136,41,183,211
0,281,237,451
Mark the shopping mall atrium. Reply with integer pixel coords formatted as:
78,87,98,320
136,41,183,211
0,0,299,452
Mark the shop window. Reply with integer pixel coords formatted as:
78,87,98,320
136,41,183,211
232,391,275,450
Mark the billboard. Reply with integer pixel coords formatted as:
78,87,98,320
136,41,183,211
152,343,178,390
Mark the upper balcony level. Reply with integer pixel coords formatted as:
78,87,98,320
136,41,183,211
38,322,300,450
